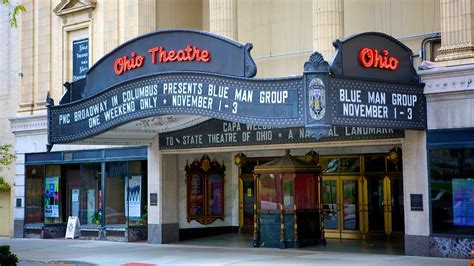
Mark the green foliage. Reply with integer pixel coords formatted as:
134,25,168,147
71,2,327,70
0,245,19,266
0,177,11,192
0,144,15,192
141,205,148,224
91,211,101,225
2,0,26,28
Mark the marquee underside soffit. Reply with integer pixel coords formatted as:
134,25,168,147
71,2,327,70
74,115,209,145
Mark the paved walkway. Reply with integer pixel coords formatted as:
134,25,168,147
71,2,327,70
0,237,468,266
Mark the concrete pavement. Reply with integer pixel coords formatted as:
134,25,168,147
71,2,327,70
0,237,468,266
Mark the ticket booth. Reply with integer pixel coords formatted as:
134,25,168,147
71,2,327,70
253,150,324,248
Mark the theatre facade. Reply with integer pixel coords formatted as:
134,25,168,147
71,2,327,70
13,28,430,249
9,2,474,260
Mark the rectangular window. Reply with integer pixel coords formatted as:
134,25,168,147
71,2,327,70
25,165,44,223
79,163,101,226
430,147,474,235
320,156,361,173
259,174,281,211
104,160,148,226
105,161,127,226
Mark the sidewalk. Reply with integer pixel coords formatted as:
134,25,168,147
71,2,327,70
0,237,468,266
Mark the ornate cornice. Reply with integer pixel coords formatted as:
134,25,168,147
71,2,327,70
54,0,96,17
10,114,48,135
419,64,474,94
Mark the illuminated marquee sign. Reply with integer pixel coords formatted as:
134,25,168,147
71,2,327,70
148,45,210,63
114,45,211,75
358,48,399,70
331,32,419,83
47,30,426,149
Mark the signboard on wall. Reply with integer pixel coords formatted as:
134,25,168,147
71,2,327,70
410,194,423,211
159,119,404,150
331,77,426,129
72,38,89,81
47,30,426,148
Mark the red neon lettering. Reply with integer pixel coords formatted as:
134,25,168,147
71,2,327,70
113,52,145,75
148,45,211,63
358,48,399,70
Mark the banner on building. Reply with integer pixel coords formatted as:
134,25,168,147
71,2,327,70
126,176,142,218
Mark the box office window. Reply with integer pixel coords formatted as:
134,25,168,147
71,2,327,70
259,174,282,211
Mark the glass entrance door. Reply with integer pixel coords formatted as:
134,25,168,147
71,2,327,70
322,176,362,239
239,174,255,234
366,175,404,238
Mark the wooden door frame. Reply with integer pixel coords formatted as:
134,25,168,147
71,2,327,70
239,173,255,234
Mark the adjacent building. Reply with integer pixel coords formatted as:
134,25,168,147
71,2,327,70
0,4,19,237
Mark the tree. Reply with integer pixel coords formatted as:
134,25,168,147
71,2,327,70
0,144,16,192
2,0,26,28
0,245,19,266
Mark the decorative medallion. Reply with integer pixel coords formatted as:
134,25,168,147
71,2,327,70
308,78,326,121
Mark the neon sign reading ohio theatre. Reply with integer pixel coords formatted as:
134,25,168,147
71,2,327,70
114,44,211,75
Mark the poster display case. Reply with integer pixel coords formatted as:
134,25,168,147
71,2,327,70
185,155,225,225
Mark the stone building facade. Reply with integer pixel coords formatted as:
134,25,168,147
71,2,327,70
0,4,19,237
7,0,474,259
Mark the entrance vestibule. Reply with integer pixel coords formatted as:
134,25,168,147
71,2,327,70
236,151,404,242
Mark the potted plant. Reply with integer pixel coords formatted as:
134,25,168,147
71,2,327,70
141,206,148,225
91,210,101,225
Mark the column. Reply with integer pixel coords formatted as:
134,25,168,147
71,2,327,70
403,130,430,256
209,0,236,39
436,0,474,62
147,135,179,244
33,0,52,109
18,0,34,112
120,0,156,43
101,1,120,54
312,0,344,61
13,154,25,238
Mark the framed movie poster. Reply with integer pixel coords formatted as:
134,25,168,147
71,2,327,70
44,176,60,218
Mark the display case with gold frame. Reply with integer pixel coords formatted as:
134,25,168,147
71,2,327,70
185,155,225,225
